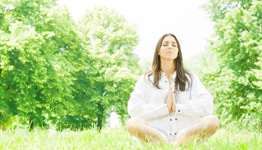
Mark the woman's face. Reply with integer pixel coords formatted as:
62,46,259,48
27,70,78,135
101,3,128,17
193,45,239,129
159,35,179,61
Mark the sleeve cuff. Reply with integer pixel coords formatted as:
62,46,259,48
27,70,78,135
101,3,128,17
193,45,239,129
161,104,169,116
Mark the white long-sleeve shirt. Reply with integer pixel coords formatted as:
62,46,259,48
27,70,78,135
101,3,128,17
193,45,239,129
128,72,214,141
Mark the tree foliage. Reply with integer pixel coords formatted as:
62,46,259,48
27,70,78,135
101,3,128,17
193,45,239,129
0,0,84,129
0,1,141,131
202,0,262,130
74,6,140,130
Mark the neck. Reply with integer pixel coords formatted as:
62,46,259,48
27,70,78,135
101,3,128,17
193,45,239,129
160,59,176,75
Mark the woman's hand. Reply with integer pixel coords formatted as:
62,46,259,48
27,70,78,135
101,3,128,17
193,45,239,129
166,75,176,113
166,87,176,113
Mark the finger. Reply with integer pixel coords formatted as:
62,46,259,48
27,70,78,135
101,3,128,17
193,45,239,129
167,103,172,112
171,102,176,112
169,99,173,110
166,98,172,112
171,96,176,112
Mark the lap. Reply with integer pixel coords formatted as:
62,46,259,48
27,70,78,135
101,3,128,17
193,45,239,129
126,115,219,142
197,115,219,127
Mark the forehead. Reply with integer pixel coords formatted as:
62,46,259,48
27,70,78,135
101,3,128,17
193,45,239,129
162,35,176,42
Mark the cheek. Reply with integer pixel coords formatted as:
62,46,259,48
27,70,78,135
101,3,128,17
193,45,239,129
175,48,179,55
158,48,164,55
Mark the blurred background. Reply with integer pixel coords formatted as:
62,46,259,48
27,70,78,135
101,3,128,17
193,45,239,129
0,0,261,132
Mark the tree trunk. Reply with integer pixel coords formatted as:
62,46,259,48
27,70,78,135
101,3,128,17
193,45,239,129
29,118,34,131
97,102,104,132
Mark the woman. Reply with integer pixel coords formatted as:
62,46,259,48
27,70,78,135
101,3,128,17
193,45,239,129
126,33,219,146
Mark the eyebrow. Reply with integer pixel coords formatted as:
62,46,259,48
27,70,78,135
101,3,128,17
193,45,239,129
162,41,177,44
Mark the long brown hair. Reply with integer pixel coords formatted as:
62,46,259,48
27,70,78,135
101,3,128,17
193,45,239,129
147,33,191,91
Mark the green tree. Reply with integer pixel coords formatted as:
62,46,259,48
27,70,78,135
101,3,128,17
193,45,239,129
75,6,141,130
203,0,262,129
0,0,84,130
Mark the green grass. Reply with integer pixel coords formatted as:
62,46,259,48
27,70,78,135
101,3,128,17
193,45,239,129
0,127,261,150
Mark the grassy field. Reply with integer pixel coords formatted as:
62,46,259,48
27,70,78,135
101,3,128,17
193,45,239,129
0,127,261,150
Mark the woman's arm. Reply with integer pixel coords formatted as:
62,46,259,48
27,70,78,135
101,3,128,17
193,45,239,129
176,75,214,117
128,75,170,121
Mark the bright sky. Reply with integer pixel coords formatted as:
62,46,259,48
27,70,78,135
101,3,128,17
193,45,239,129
58,0,213,61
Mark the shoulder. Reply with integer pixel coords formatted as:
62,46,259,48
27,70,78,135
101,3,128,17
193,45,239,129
135,73,155,86
190,73,199,79
189,74,206,89
188,73,201,82
184,71,198,79
137,73,153,82
185,73,202,87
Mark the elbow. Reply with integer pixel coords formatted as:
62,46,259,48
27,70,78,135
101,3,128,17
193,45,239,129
204,94,214,115
128,109,135,118
128,105,140,118
127,106,135,117
207,100,214,115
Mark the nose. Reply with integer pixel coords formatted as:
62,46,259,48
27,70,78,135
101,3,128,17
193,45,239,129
168,44,173,49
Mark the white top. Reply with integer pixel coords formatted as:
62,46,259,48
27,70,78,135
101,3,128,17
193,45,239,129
128,72,214,141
